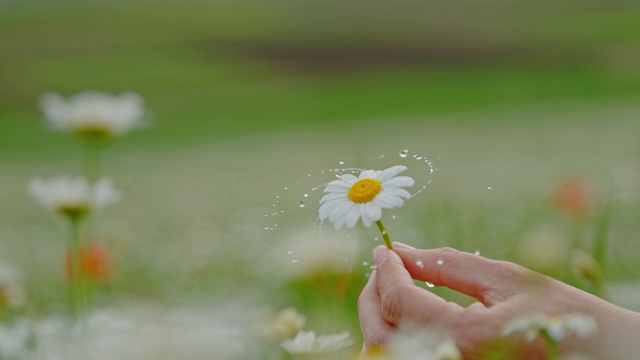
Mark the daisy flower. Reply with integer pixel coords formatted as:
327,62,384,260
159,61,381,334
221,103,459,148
28,176,121,218
319,165,414,249
281,330,353,355
39,91,146,137
502,313,597,360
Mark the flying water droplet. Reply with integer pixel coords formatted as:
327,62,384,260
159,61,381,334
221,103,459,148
416,260,424,268
437,259,444,266
362,261,369,266
338,160,345,165
287,250,293,255
303,193,309,198
486,186,492,190
283,187,288,190
370,265,377,270
378,155,385,159
264,226,269,230
426,282,435,288
416,155,423,160
299,200,306,208
373,236,379,242
291,259,299,263
474,249,481,256
391,214,397,219
399,149,409,158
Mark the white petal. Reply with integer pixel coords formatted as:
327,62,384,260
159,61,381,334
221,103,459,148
324,180,352,193
361,203,382,227
328,201,354,223
377,165,408,182
373,192,404,209
382,176,415,189
358,170,378,179
345,205,362,228
381,188,412,200
319,198,348,220
338,174,357,184
319,192,347,204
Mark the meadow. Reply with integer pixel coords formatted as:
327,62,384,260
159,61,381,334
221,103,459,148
1,1,640,359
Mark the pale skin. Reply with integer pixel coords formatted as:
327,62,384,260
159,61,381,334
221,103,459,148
358,242,640,359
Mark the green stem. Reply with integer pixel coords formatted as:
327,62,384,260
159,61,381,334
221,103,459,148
81,138,104,182
375,220,394,250
543,333,559,360
67,217,81,319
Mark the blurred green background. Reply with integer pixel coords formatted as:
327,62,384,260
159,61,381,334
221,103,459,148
2,0,640,355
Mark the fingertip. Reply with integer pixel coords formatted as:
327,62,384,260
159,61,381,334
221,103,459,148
392,241,415,250
372,245,392,264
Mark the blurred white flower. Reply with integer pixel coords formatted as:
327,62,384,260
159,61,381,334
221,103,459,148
39,91,146,137
281,331,353,355
0,260,26,308
319,165,414,229
0,319,30,359
280,229,358,278
28,176,121,218
501,313,597,343
386,326,461,360
271,308,307,339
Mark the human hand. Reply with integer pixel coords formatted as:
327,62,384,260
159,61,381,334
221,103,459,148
358,243,640,359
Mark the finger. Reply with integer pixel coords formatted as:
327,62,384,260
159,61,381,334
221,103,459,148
358,271,394,349
372,246,461,326
393,243,524,306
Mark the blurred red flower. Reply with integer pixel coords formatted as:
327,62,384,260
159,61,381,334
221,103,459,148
551,176,595,218
65,241,114,282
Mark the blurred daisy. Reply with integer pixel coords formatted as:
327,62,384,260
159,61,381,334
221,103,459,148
39,91,146,137
319,165,414,229
0,261,25,308
28,176,121,218
385,326,461,360
281,331,353,355
501,313,597,342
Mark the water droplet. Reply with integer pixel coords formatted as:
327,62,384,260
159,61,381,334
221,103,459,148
338,160,345,165
299,200,306,208
283,187,288,190
399,149,409,158
486,186,492,190
437,259,444,266
378,155,385,159
373,236,379,242
303,193,309,198
343,258,349,262
416,260,424,268
391,214,397,219
370,265,377,270
365,272,370,277
426,282,435,288
474,249,481,256
416,155,423,160
362,261,369,266
291,259,299,263
381,230,387,235
287,250,293,255
307,173,312,177
264,226,269,230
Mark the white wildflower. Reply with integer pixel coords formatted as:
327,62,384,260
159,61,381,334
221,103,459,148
281,331,353,354
501,313,597,343
28,176,121,218
39,91,146,137
319,165,414,229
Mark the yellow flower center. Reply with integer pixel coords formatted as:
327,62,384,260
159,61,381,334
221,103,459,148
348,178,382,203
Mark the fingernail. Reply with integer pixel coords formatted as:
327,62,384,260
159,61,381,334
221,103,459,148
393,242,415,250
